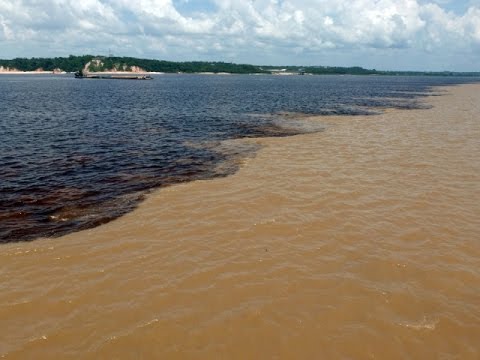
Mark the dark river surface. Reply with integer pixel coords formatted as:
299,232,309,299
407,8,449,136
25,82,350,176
0,74,478,242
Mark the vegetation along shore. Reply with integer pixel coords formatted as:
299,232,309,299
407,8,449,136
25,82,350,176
1,55,480,76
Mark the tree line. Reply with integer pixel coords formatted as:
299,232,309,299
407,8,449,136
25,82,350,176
0,55,268,74
1,55,479,76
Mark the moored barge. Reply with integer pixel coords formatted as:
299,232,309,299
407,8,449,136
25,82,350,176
74,70,152,80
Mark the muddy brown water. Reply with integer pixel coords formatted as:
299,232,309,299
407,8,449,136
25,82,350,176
1,84,479,359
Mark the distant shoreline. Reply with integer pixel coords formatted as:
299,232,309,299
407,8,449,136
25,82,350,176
2,55,480,77
0,71,295,76
0,71,165,75
0,71,66,75
0,71,233,76
2,71,479,78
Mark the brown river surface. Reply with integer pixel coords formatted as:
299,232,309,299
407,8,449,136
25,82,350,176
1,84,480,359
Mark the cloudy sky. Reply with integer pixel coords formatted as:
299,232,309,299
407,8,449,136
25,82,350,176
1,0,480,71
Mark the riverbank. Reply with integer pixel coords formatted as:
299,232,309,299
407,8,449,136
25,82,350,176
0,71,66,75
0,71,162,75
1,84,479,359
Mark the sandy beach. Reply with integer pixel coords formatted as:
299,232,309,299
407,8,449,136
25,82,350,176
0,71,66,75
1,83,479,359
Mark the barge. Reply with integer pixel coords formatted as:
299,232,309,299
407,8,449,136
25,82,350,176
74,70,152,80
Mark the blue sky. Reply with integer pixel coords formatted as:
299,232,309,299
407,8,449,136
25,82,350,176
173,0,217,15
420,0,479,14
0,0,479,71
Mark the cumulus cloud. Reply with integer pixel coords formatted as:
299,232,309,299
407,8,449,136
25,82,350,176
0,0,479,70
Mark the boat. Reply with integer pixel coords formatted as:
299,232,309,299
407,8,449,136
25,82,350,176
74,70,153,80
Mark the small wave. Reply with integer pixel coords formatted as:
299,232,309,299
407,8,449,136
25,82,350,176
399,316,439,331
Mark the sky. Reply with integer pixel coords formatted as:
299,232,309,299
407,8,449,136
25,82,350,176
0,0,479,71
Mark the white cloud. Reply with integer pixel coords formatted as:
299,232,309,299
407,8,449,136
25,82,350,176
0,0,479,70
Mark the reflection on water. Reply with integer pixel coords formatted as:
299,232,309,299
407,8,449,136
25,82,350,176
1,74,478,242
0,84,479,359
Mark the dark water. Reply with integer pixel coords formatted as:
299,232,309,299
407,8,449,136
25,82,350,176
0,74,478,243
